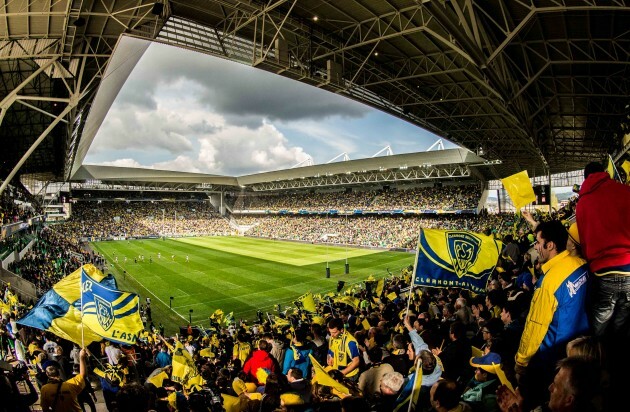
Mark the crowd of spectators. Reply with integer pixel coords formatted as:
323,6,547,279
56,201,232,240
0,162,625,412
240,214,514,249
8,227,96,293
0,201,616,412
0,183,42,225
232,185,481,212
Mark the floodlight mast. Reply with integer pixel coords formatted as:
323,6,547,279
292,156,314,168
426,139,445,151
326,152,350,163
372,145,393,157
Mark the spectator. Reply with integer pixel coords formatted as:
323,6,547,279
515,221,590,408
327,317,361,380
576,162,630,337
40,347,88,412
430,379,467,412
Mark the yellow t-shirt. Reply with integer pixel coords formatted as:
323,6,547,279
40,375,85,412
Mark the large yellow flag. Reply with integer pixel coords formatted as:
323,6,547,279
171,341,198,385
308,354,349,395
501,170,536,211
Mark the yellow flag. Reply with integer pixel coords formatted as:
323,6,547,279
493,363,515,393
171,341,198,385
607,157,616,179
199,348,215,358
362,319,371,331
375,279,384,297
387,291,398,301
273,317,291,329
296,292,317,313
147,371,169,388
501,170,536,211
308,354,349,395
621,160,630,183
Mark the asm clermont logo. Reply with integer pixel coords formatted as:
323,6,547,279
446,232,482,278
94,294,115,331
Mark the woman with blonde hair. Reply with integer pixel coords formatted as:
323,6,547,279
566,335,603,365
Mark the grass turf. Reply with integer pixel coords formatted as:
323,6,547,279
90,236,414,334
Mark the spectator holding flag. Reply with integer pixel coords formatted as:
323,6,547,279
40,347,88,412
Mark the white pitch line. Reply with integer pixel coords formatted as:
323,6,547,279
171,277,337,309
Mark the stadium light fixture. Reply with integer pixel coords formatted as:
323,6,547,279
313,16,319,22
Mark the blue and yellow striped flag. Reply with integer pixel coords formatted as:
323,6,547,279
17,264,116,345
414,229,502,293
81,270,143,345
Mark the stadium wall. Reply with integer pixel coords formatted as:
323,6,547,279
0,268,37,300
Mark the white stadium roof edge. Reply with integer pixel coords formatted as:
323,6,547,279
72,147,486,192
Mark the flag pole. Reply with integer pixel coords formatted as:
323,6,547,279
405,230,423,318
80,268,85,348
609,154,622,182
407,357,422,412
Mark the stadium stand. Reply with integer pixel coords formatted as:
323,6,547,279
56,201,232,240
233,185,481,212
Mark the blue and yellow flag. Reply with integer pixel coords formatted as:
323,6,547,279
81,270,143,345
393,360,423,412
414,229,502,293
18,264,117,345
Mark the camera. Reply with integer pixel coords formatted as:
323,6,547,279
12,362,29,379
188,387,223,412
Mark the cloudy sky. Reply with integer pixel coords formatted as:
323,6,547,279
85,41,456,176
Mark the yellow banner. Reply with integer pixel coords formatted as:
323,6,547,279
501,170,536,211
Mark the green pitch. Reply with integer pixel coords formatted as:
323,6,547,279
90,236,414,333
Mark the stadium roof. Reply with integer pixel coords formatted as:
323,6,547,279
71,148,486,191
1,1,629,187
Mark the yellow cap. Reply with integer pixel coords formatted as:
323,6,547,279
280,393,305,406
232,378,247,395
568,223,580,245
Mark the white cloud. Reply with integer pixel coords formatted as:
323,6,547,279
280,120,360,157
197,121,309,175
153,155,203,173
91,107,195,154
98,158,145,168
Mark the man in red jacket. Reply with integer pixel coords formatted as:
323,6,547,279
576,161,630,337
242,339,278,385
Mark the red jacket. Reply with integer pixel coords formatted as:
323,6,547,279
242,350,276,384
576,172,630,274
